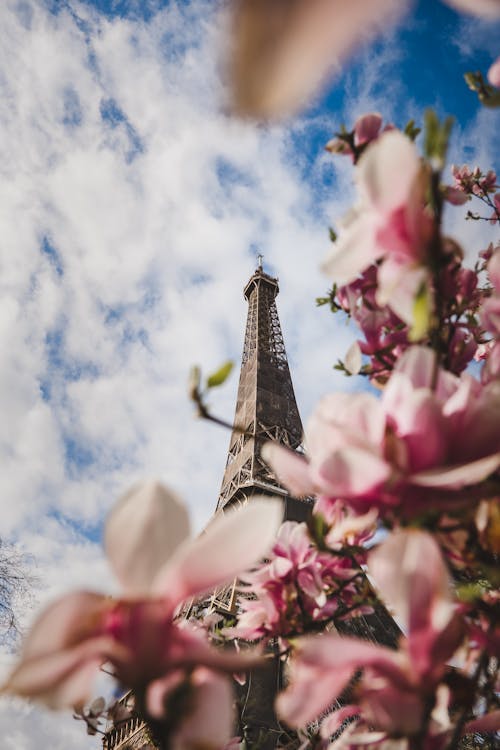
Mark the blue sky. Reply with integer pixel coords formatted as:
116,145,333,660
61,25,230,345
0,1,498,747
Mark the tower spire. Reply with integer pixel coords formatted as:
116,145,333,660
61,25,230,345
216,266,307,518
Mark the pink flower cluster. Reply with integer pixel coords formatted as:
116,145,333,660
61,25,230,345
276,531,474,748
264,346,500,519
229,516,375,642
451,163,500,223
1,483,283,750
451,164,497,197
325,112,393,163
323,129,435,331
333,245,485,383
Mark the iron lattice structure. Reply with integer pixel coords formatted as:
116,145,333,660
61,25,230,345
216,266,307,514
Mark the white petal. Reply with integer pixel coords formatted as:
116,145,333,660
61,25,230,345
153,497,283,603
358,130,420,213
105,481,191,595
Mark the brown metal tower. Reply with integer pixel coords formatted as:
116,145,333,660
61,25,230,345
216,261,309,520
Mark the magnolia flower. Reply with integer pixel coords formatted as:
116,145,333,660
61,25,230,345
263,346,500,516
325,113,394,162
488,56,500,87
322,130,434,329
445,0,500,17
229,520,371,641
277,531,465,742
2,482,283,749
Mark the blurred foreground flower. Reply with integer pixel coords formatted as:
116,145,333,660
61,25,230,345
228,0,500,119
1,482,283,749
488,56,500,87
228,0,407,118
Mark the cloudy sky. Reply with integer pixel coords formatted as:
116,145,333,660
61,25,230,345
0,0,498,747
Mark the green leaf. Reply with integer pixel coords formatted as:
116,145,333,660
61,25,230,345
206,360,234,389
423,109,454,167
456,582,488,603
464,70,483,91
409,284,432,342
404,119,421,141
316,296,330,306
329,226,337,243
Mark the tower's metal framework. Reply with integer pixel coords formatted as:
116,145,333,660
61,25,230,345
216,266,306,514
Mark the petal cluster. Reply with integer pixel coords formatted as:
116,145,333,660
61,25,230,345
322,131,434,328
231,519,372,641
264,346,500,516
277,531,464,743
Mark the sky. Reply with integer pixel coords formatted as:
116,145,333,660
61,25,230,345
0,0,498,747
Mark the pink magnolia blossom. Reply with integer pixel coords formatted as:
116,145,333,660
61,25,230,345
488,56,500,87
263,346,500,516
322,130,434,328
325,113,393,162
228,520,371,641
1,482,283,749
444,0,500,18
277,531,465,743
452,164,498,196
443,185,470,205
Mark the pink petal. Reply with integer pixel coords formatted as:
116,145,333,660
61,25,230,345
410,453,500,489
464,709,500,734
390,345,438,390
376,260,429,327
105,481,191,595
277,634,404,727
229,0,409,118
358,130,420,214
19,592,107,659
2,635,127,709
152,497,283,603
308,392,386,456
148,668,234,749
261,442,313,497
344,340,362,374
368,531,454,639
315,445,391,497
447,379,500,463
443,0,500,17
443,186,470,205
354,112,383,145
387,388,447,472
321,209,382,285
